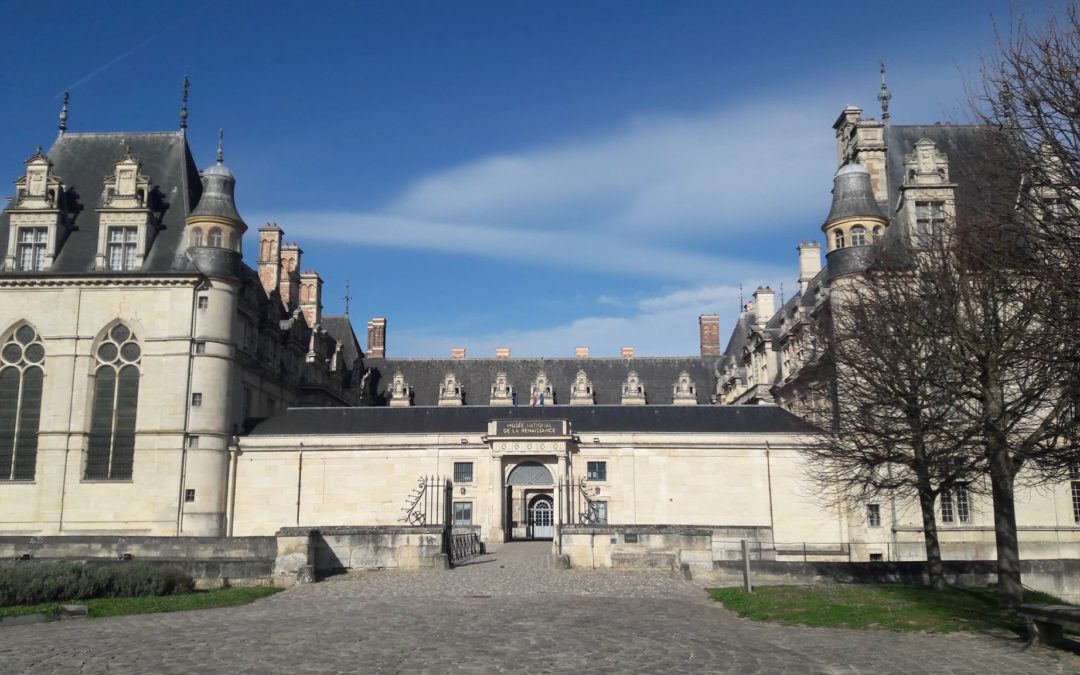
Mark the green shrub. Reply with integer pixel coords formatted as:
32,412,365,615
0,563,194,606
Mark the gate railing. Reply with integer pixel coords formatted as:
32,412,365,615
560,478,602,525
399,475,451,527
449,530,483,562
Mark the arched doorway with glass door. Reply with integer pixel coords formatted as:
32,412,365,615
506,460,554,540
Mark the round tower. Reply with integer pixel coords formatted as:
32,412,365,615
181,133,246,536
822,163,888,279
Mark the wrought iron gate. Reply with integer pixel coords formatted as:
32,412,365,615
400,475,481,565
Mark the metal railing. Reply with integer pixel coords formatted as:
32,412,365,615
449,531,483,562
399,475,451,527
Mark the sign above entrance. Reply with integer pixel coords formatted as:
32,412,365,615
492,419,569,438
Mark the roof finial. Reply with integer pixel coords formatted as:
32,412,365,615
180,74,190,131
877,60,892,125
217,128,224,163
59,91,69,135
343,279,353,316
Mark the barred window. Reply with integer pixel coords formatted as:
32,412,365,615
85,324,141,480
1072,481,1080,524
0,325,45,480
17,228,47,271
107,227,138,270
453,461,473,483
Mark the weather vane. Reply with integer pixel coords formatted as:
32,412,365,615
343,279,353,316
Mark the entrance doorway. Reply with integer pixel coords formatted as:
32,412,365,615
528,494,554,539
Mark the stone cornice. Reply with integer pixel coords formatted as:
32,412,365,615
0,275,200,288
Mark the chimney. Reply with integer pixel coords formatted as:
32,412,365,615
699,314,720,356
367,317,386,358
797,241,822,293
753,287,775,327
278,243,303,310
495,347,510,360
575,346,589,359
450,347,466,360
621,346,635,358
298,271,322,327
257,223,282,298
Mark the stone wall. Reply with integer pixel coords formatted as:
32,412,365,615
701,558,1080,602
0,535,276,587
559,525,714,573
273,526,447,585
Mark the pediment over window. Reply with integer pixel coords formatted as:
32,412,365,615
101,147,151,210
389,371,412,407
12,148,62,211
904,138,951,186
570,369,594,405
438,372,463,406
489,371,514,406
621,370,646,405
672,371,697,405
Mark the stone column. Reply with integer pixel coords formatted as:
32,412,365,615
488,455,504,543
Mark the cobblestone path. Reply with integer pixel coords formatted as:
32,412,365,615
2,542,1077,673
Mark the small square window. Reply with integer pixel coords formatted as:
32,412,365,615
453,501,473,526
869,553,884,562
194,341,206,354
184,489,195,503
197,296,209,309
589,501,608,524
587,461,607,481
453,461,473,483
187,436,199,448
191,392,203,407
867,503,881,528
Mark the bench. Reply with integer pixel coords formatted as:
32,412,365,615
1016,603,1080,647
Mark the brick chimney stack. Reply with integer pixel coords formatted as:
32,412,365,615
797,241,822,294
621,346,635,358
495,347,510,360
367,318,386,358
298,271,322,327
450,347,466,359
699,314,720,356
575,346,589,359
278,243,302,311
257,223,282,298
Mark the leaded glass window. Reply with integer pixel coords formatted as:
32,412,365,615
107,227,138,271
0,325,44,480
85,324,141,480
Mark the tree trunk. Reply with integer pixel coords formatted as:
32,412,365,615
988,446,1023,607
917,480,946,590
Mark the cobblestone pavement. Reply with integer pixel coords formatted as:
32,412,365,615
2,542,1078,674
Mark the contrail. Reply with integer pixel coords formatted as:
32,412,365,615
56,1,214,96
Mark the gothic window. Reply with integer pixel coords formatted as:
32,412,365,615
833,230,845,250
190,228,204,247
208,228,223,248
850,225,867,246
17,228,47,271
0,325,44,480
107,227,138,270
85,324,141,480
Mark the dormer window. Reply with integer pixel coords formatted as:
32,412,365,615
17,228,48,271
95,148,157,271
915,201,946,243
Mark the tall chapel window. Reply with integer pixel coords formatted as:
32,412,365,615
0,325,44,480
85,324,141,480
17,228,47,271
107,227,138,271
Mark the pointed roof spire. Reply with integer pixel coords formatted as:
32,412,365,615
58,91,69,135
217,128,224,163
180,74,190,131
877,60,892,125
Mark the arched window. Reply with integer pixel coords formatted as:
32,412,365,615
833,230,845,249
190,228,204,247
0,325,44,481
850,225,867,246
873,225,883,242
85,324,141,480
208,228,223,248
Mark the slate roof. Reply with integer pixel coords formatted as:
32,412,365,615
364,356,722,406
248,403,816,436
0,132,202,275
322,315,363,371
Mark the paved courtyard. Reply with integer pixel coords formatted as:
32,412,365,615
2,542,1077,673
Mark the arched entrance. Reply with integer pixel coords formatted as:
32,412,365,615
528,495,554,539
506,461,554,541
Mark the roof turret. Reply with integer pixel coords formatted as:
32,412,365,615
823,163,886,225
189,129,243,223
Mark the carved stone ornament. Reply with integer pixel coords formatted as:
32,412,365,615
621,370,646,405
12,148,62,210
904,138,950,185
438,372,463,406
489,371,514,406
389,370,412,407
570,369,594,405
529,370,554,406
672,371,698,405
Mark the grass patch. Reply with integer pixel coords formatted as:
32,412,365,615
0,586,280,620
708,584,1068,634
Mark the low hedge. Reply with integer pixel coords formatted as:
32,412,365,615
0,563,194,606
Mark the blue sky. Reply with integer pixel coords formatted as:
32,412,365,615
0,1,1057,356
